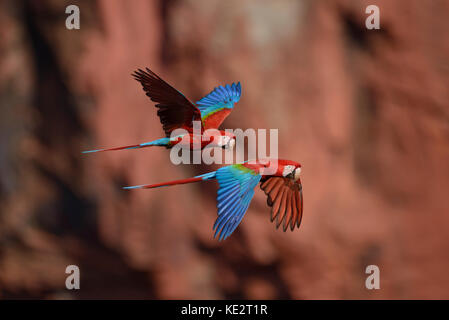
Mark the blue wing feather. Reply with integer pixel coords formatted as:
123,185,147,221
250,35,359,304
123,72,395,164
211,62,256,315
220,179,255,240
213,164,261,241
196,82,241,120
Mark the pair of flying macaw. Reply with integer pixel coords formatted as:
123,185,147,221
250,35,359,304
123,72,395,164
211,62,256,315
84,68,303,240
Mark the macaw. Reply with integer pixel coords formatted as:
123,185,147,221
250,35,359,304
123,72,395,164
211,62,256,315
124,159,303,241
83,68,241,153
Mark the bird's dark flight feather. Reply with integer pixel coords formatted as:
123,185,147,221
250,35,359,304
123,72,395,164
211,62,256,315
132,68,202,136
260,176,303,231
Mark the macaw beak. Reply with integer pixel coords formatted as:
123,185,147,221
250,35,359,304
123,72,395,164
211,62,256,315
294,167,301,181
224,138,235,149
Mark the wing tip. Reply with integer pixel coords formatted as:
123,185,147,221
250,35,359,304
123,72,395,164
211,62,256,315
131,67,161,82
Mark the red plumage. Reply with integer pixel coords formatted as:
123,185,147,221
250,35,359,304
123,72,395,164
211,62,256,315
202,108,233,130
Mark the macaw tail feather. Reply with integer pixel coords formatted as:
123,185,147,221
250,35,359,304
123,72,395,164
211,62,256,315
82,138,170,154
123,171,216,190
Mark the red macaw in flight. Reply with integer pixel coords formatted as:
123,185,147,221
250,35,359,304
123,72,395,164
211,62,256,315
124,159,303,241
83,68,241,153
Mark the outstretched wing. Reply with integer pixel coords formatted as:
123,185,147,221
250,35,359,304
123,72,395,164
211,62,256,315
196,82,241,129
132,68,202,136
260,177,303,231
213,164,261,241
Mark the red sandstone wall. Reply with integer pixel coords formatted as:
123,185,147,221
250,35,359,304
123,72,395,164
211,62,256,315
0,0,448,299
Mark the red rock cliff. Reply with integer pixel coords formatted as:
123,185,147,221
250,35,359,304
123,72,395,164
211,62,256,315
0,0,448,299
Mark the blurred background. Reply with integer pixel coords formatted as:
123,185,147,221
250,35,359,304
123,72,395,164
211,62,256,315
0,0,448,299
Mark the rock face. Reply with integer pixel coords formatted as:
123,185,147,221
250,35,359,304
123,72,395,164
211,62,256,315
0,0,448,299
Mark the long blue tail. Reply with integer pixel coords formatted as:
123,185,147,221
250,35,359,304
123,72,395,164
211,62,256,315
82,137,170,154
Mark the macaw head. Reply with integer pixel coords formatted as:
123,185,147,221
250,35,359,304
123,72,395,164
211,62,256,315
255,159,301,179
280,160,302,181
218,131,236,150
202,130,236,149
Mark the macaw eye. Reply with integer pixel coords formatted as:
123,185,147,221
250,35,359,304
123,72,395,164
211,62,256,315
282,165,295,177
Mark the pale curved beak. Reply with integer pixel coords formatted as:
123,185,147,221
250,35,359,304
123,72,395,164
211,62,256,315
227,138,236,149
294,167,301,181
